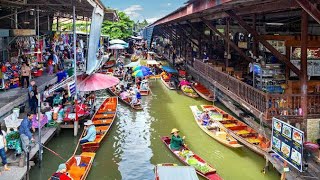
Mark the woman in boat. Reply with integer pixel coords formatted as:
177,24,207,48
170,128,185,151
140,80,149,90
80,120,96,144
179,78,191,87
51,163,73,180
200,110,210,126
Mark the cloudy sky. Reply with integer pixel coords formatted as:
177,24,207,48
102,0,186,23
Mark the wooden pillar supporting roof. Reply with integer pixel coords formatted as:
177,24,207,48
226,10,301,76
301,10,308,132
201,18,254,63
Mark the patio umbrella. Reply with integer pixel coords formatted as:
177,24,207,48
108,44,125,50
133,69,152,77
77,73,120,92
304,142,320,152
133,66,150,72
109,39,126,45
162,66,178,73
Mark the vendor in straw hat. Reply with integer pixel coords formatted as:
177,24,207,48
80,120,96,144
170,128,185,151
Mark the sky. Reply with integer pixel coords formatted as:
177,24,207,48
102,0,186,23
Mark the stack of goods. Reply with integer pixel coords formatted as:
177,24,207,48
179,150,215,174
182,86,196,95
1,62,20,89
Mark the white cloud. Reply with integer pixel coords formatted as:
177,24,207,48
146,17,161,24
167,3,171,6
123,5,143,20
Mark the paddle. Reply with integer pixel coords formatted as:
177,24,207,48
73,128,87,156
35,141,67,161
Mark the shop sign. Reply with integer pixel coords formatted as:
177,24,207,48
272,117,304,172
10,29,36,36
238,42,247,49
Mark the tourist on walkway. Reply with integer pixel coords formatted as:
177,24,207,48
30,85,39,114
28,81,36,108
80,120,96,144
170,128,185,151
0,129,10,173
19,113,35,154
20,62,31,89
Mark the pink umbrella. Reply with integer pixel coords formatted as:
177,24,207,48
77,73,120,92
304,142,320,152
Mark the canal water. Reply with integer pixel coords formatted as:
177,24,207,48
30,80,279,180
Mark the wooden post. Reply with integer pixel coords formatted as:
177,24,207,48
252,14,258,57
225,18,230,67
301,10,308,134
56,16,59,31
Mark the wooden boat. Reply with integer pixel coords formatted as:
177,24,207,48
139,89,150,96
161,136,222,180
200,105,271,156
192,83,214,102
102,60,116,68
190,106,243,149
50,152,95,180
155,163,199,180
181,85,199,98
107,87,143,110
160,75,176,90
81,97,118,152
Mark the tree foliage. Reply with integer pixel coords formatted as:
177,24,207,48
101,11,134,39
134,19,149,32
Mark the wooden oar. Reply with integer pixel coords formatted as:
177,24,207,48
73,128,86,156
35,141,66,161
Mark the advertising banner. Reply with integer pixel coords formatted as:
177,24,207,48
272,117,304,172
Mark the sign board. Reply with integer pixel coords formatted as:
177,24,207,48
272,117,304,172
10,29,36,36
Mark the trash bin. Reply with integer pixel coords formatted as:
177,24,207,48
19,103,26,113
12,108,20,119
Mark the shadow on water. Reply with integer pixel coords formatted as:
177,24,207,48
30,80,279,180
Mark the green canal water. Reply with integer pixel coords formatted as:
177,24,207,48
30,80,279,180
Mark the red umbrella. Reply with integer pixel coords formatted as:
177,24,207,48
77,73,120,92
304,142,319,152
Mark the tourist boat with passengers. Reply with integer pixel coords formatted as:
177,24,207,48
191,83,214,102
107,87,143,110
161,136,222,180
81,97,118,152
49,152,95,180
200,105,271,156
190,106,243,149
160,74,176,90
155,163,199,180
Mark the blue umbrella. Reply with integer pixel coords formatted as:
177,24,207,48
133,69,153,77
133,66,150,72
162,66,178,73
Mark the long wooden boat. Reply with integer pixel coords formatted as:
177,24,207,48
81,97,118,152
139,89,150,96
155,163,199,180
190,106,243,149
160,75,176,90
200,105,271,156
191,83,214,102
107,87,143,110
103,60,116,68
161,136,222,180
50,152,95,180
181,85,199,98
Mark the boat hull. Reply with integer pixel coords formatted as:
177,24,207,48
161,136,222,180
190,106,242,148
81,97,118,152
192,83,214,102
200,105,270,156
181,85,199,98
107,88,143,110
160,76,176,90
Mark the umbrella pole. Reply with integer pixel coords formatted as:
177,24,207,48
73,2,78,137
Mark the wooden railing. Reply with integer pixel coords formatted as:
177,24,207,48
192,59,320,120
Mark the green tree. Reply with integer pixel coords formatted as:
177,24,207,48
101,11,134,39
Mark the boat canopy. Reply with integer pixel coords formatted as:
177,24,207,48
124,61,140,67
146,60,159,65
162,66,178,73
157,166,199,180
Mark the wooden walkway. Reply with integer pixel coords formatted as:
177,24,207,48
1,127,57,180
0,74,57,120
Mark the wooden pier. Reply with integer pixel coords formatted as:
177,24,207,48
1,127,57,180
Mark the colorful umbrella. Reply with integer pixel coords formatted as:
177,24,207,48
109,39,126,45
77,73,120,92
132,69,152,77
108,44,125,50
162,66,178,73
133,66,150,72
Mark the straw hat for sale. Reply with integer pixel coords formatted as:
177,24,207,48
84,120,94,126
171,128,180,134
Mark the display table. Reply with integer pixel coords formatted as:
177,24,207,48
32,114,48,129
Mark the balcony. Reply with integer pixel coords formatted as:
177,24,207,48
189,59,320,122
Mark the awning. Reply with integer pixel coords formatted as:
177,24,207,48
146,60,159,65
157,166,199,180
162,66,178,73
124,61,140,67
